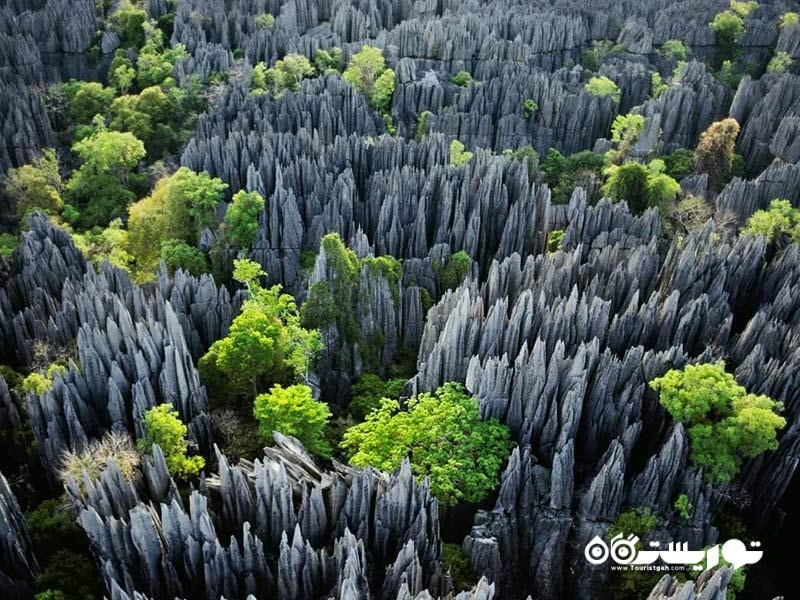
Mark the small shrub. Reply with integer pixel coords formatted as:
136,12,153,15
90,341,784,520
522,98,538,118
414,110,433,142
450,140,473,167
451,71,473,87
674,494,693,520
139,404,205,479
255,13,275,29
780,12,799,29
660,39,689,61
585,76,620,102
548,229,565,253
0,233,18,259
767,51,793,74
253,384,332,456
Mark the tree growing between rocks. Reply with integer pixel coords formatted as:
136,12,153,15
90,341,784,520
650,362,785,483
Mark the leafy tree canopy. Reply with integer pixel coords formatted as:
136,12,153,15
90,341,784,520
741,199,800,244
341,382,512,505
650,362,785,483
585,76,621,102
253,384,332,456
138,403,205,479
223,190,265,249
4,149,63,219
694,118,740,188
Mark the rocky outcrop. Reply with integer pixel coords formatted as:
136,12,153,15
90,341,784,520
0,470,38,600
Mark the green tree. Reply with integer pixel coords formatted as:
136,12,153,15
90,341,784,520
767,51,793,74
349,374,406,421
160,239,208,275
341,382,511,505
674,493,693,520
741,199,800,244
69,82,115,124
607,507,662,599
435,250,473,290
780,12,799,29
109,51,136,92
450,140,473,167
710,10,744,64
660,39,689,61
314,48,343,72
650,362,786,483
253,384,332,456
343,46,387,95
66,122,146,228
694,118,740,188
127,168,226,276
255,13,275,29
451,71,473,86
4,149,63,219
138,403,205,478
200,259,321,399
110,7,147,49
663,148,695,180
585,76,620,102
522,98,538,119
548,229,565,253
602,162,650,212
730,1,758,18
371,68,396,114
224,190,265,249
610,113,645,161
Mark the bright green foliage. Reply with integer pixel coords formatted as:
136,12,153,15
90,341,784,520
109,50,136,92
255,13,275,29
127,168,226,276
710,11,744,64
343,46,395,124
69,82,115,124
767,51,793,74
414,110,433,142
314,47,343,73
201,259,321,399
72,219,134,272
548,229,565,253
451,71,473,86
585,76,620,102
0,233,17,259
741,199,800,243
434,250,473,290
109,85,184,157
341,382,512,505
302,233,360,335
160,239,208,276
780,12,799,29
610,113,645,161
695,118,740,188
522,98,538,119
450,140,473,167
650,362,786,483
542,148,607,204
370,68,396,115
110,7,147,49
716,59,742,88
136,26,188,88
343,46,388,95
4,149,63,219
651,72,668,99
349,373,406,421
21,363,67,395
442,543,478,591
252,54,315,95
730,1,758,18
224,190,265,249
603,161,681,214
253,384,332,456
660,39,689,61
138,403,205,478
66,122,146,228
663,148,695,180
675,493,693,520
